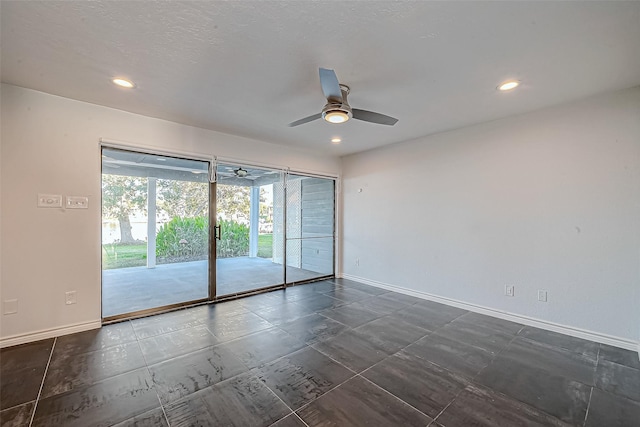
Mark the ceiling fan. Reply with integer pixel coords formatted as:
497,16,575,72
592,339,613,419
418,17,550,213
216,167,250,178
288,68,398,127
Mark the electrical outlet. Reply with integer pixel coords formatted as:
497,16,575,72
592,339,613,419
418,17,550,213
538,290,548,302
3,299,18,315
65,291,77,305
355,258,360,267
505,285,514,297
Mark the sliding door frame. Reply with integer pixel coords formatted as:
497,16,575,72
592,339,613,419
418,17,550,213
100,141,338,323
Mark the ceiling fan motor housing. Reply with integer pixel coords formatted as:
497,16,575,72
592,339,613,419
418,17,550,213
322,84,352,123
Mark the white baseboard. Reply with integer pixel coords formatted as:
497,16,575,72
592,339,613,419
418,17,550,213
0,320,102,348
341,273,639,353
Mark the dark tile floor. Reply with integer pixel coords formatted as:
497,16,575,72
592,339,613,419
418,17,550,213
1,278,639,426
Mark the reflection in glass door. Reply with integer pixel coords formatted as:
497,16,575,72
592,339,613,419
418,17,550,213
101,148,210,319
215,163,285,296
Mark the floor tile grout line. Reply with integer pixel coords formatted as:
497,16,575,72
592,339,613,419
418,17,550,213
357,374,435,422
471,329,522,382
260,380,310,427
581,344,600,427
467,331,582,426
354,329,436,378
295,328,438,415
156,393,171,427
28,337,57,427
582,387,594,427
292,411,311,427
307,344,359,375
430,392,459,424
352,328,471,425
290,372,359,415
133,320,171,427
433,328,531,425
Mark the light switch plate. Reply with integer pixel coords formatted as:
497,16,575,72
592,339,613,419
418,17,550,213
66,196,89,209
38,194,63,208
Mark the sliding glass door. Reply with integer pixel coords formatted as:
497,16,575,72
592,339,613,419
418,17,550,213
214,163,285,296
102,149,335,320
101,148,210,319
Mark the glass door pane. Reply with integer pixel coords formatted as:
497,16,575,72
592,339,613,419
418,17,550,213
101,148,210,318
215,163,284,296
285,174,335,283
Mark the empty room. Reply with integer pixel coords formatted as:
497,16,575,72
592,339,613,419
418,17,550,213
1,1,639,426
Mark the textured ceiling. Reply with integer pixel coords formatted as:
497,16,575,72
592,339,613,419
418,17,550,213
2,1,639,156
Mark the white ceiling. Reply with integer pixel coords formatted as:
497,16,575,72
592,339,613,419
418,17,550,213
2,1,639,156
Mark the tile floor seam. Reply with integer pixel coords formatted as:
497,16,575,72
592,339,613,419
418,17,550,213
307,344,359,375
292,411,311,427
354,330,435,378
357,374,435,423
28,337,56,427
222,338,310,371
582,386,594,427
429,326,513,359
133,320,171,427
467,332,579,427
259,379,307,427
0,400,36,414
314,311,359,329
471,329,522,382
156,392,171,427
515,335,600,364
249,308,304,327
429,382,467,425
289,372,359,415
309,316,433,375
446,326,561,424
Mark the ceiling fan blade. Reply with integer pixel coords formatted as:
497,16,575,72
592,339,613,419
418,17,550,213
319,68,343,103
288,113,322,127
352,108,398,126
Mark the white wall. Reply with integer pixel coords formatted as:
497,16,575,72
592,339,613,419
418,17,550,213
0,84,340,344
341,87,640,346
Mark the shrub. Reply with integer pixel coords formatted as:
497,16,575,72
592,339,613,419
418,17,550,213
216,219,249,258
156,216,208,261
155,216,250,261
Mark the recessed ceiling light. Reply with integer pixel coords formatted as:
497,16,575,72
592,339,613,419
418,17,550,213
112,78,135,88
331,138,342,144
498,80,520,91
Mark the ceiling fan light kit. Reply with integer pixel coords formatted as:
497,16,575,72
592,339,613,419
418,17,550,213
289,68,398,127
234,168,248,177
323,110,351,124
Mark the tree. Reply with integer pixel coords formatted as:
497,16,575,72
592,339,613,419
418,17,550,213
216,184,251,223
157,180,209,218
102,175,147,244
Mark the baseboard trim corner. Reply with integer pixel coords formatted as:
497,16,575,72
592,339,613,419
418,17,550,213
341,273,638,352
0,320,102,348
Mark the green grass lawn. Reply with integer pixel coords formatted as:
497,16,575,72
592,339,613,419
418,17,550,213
102,233,273,269
102,243,147,269
258,233,273,258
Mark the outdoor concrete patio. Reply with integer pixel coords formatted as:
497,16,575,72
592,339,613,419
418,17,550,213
102,257,326,317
